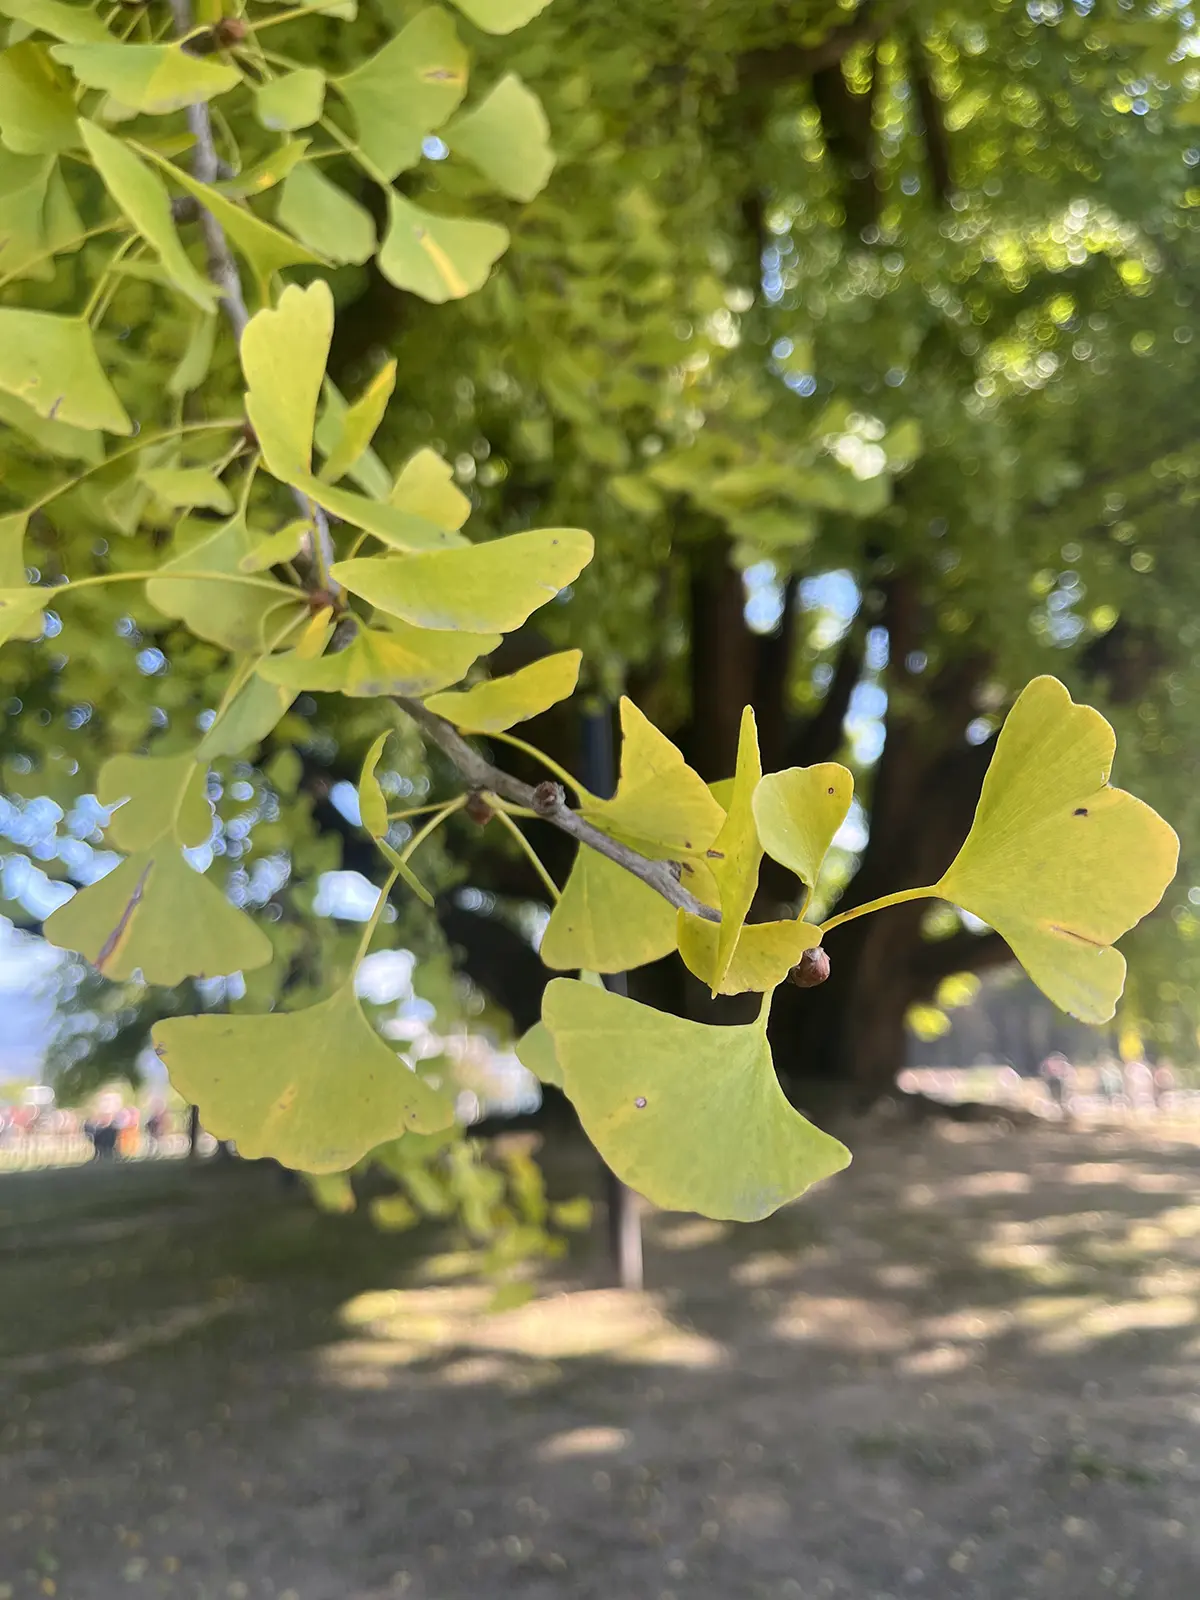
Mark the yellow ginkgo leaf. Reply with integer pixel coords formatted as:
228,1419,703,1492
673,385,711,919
241,278,332,482
331,527,594,633
44,847,272,983
152,983,455,1173
677,911,820,996
0,586,50,645
258,618,499,698
358,730,390,838
708,706,762,989
425,650,581,733
753,763,854,890
514,1019,562,1087
98,751,210,850
584,698,726,859
542,978,850,1222
937,676,1179,1023
390,447,470,530
540,845,678,974
318,360,396,486
145,512,304,653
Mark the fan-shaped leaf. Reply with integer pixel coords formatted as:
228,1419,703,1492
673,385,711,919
425,650,581,732
275,162,376,266
258,618,500,697
936,676,1179,1022
515,1019,561,1086
319,361,396,485
254,67,325,131
0,309,130,433
707,707,762,989
52,42,239,113
540,845,677,973
238,519,309,573
152,983,455,1173
145,512,303,653
0,43,78,154
141,466,233,514
314,380,390,498
542,978,850,1221
198,608,333,760
44,847,272,983
585,697,725,858
241,278,332,481
358,730,390,838
390,447,471,529
449,0,553,32
304,474,462,550
445,73,553,201
0,0,111,44
753,763,854,890
379,191,509,302
332,527,593,632
677,911,820,996
98,752,210,849
0,586,49,645
335,6,467,180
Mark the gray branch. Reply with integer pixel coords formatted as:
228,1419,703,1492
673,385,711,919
396,697,720,922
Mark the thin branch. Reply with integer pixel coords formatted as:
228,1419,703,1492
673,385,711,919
396,697,719,923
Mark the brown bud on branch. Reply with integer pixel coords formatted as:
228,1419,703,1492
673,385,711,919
789,947,830,988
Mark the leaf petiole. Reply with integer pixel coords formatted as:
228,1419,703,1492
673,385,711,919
818,885,938,936
353,797,465,965
492,807,560,903
23,419,248,515
487,731,590,799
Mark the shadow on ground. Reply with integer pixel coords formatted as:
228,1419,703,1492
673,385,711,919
3,1121,1200,1599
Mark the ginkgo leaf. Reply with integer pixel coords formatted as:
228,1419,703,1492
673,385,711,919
335,7,467,180
708,707,762,989
378,191,509,303
0,309,130,433
300,473,461,551
358,730,390,838
936,676,1179,1023
540,845,678,973
275,162,376,266
145,513,303,653
314,380,390,498
254,67,325,132
52,42,240,114
331,527,593,632
0,512,28,590
78,120,218,313
390,447,470,529
753,763,854,890
197,614,332,760
425,650,581,732
0,586,50,645
44,846,272,983
584,698,725,858
449,0,552,32
542,978,851,1221
219,137,309,199
318,361,396,485
238,519,309,573
0,42,78,154
677,911,820,996
377,837,436,909
152,983,455,1173
444,74,554,202
167,311,216,396
141,466,234,514
98,752,210,850
0,0,111,44
514,1019,561,1087
241,279,332,481
258,618,500,697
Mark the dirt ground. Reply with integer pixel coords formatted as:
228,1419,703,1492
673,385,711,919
3,1119,1200,1600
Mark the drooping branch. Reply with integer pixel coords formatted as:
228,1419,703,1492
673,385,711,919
395,697,720,923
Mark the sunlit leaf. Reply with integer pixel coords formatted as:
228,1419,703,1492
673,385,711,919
238,519,309,573
314,379,390,498
707,707,762,989
167,311,216,396
358,729,390,838
219,137,309,199
44,846,272,983
540,845,677,973
377,837,436,908
197,608,333,760
318,361,396,485
254,67,325,132
141,465,234,514
258,617,500,697
51,42,240,114
449,0,553,32
275,162,376,266
677,911,820,996
302,474,462,550
0,0,111,44
390,447,470,529
0,309,130,433
241,278,332,482
98,751,210,849
153,983,455,1173
378,191,509,303
78,119,218,312
331,527,593,632
335,6,467,180
542,978,851,1221
585,697,725,858
514,1019,561,1087
444,73,553,201
936,676,1179,1022
145,512,303,653
753,763,854,890
0,585,49,645
425,649,581,732
0,43,78,154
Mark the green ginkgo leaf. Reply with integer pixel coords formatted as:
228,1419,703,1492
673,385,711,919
514,1019,561,1087
275,162,376,266
0,43,78,154
314,380,390,498
542,978,851,1221
219,137,309,199
254,67,325,132
52,42,240,113
331,527,593,632
0,151,57,282
753,763,854,890
0,512,28,589
303,475,462,551
318,361,396,485
78,120,218,313
197,611,333,759
708,707,762,989
444,73,554,201
167,311,216,396
335,6,467,180
936,676,1179,1023
152,983,455,1173
145,513,303,653
0,0,111,44
584,697,725,859
390,447,471,529
141,466,234,514
677,911,820,996
0,586,49,645
540,845,678,973
238,519,309,573
258,618,500,697
44,847,272,983
0,309,130,433
241,279,332,481
358,730,390,838
378,191,509,303
0,387,101,461
449,0,552,32
98,752,210,850
425,649,581,732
